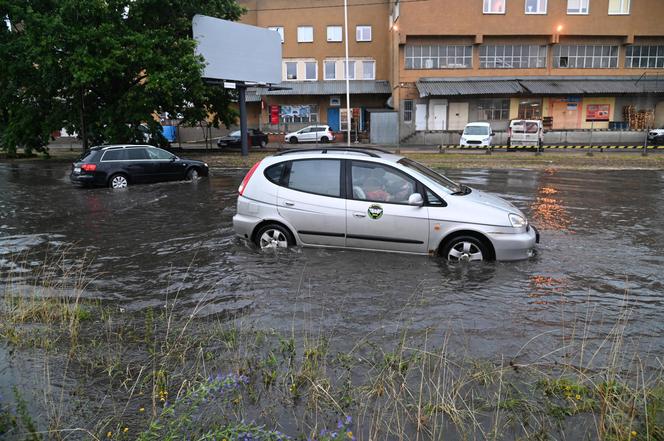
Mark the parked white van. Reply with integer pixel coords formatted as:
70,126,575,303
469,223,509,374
460,122,494,147
507,120,544,147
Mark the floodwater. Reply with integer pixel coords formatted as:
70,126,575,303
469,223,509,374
1,161,664,370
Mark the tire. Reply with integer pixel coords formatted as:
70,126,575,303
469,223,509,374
186,168,200,181
441,236,489,262
320,136,329,144
260,139,267,148
289,137,298,144
254,223,294,250
108,174,129,189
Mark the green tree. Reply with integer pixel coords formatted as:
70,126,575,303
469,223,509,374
0,0,244,156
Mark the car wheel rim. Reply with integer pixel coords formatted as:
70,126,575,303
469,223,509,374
259,229,288,249
189,170,199,180
448,241,483,262
111,176,128,188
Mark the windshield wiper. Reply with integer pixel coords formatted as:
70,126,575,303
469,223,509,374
451,184,469,195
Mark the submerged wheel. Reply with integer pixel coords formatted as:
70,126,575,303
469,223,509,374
186,168,200,181
260,139,267,148
441,236,488,262
289,137,298,144
109,174,128,189
254,224,294,250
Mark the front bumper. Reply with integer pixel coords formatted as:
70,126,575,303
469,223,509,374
488,225,539,261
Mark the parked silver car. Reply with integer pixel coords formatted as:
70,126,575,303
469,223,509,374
233,148,539,261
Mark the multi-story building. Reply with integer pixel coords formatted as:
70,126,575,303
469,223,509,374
239,0,392,138
239,0,664,142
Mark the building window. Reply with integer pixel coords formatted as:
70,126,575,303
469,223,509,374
280,105,319,123
327,26,342,42
483,0,506,14
356,26,372,42
403,100,413,122
553,45,618,68
525,0,547,14
608,0,630,14
324,60,337,79
567,0,589,14
477,99,510,120
518,99,542,119
626,46,664,68
362,60,375,79
343,60,355,79
305,61,317,80
297,26,313,43
268,26,284,43
405,45,473,69
285,62,297,80
480,45,546,68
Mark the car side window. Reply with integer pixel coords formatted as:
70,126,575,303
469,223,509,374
147,148,173,160
126,148,149,160
264,162,286,185
285,159,341,197
426,189,445,206
351,161,416,204
102,149,127,161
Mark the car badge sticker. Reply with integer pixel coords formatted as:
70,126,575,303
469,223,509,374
367,204,383,220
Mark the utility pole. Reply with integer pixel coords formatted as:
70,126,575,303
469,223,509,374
343,0,351,147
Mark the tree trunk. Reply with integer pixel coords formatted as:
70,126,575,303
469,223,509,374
79,89,88,151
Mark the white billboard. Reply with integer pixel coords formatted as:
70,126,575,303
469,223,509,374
192,15,282,84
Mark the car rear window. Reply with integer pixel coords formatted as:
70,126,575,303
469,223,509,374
102,149,128,161
77,150,97,162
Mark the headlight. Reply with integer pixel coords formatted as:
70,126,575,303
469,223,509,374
509,213,528,228
204,163,209,168
460,137,466,142
483,137,490,142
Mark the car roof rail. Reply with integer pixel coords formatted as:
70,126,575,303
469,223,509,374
275,147,391,158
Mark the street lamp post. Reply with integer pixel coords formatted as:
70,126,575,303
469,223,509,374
343,0,351,147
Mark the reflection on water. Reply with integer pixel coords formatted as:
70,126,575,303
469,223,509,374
0,163,663,366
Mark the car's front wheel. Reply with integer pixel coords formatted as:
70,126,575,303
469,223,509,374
441,236,489,262
108,174,129,189
289,137,298,144
260,139,267,148
255,223,294,250
186,168,200,181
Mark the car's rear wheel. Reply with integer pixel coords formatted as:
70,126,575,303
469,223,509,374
260,139,267,148
255,223,294,250
320,136,329,143
441,236,488,262
289,137,298,144
186,168,200,181
109,174,129,189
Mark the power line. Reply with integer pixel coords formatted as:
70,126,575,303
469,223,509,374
243,0,429,13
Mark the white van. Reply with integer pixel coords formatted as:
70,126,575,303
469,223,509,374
460,122,494,147
508,120,544,147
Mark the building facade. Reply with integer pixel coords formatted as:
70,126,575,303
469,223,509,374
238,0,664,142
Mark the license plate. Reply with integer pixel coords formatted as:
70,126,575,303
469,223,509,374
74,167,81,173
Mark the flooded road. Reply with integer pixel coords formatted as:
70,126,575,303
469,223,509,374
1,161,664,367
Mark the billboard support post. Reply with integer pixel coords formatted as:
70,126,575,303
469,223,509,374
238,83,249,157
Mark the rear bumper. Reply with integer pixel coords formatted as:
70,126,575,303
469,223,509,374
488,226,538,261
69,173,97,186
233,213,262,241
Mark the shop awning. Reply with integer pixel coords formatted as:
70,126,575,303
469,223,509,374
251,80,391,96
416,79,525,97
416,76,664,97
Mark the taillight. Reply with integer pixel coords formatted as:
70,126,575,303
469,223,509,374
238,160,262,196
81,164,97,172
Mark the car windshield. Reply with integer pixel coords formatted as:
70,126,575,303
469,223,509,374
464,126,489,135
398,158,461,193
229,131,241,137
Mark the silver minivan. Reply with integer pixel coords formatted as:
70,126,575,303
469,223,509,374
233,148,539,261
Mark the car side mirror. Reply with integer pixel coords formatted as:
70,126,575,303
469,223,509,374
170,156,177,162
408,193,424,207
458,131,463,135
490,132,496,136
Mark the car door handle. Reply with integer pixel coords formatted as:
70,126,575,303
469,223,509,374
284,201,295,206
353,212,366,218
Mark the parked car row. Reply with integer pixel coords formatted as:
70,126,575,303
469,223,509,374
459,120,544,147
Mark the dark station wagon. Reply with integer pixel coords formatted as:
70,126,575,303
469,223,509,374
70,145,209,189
